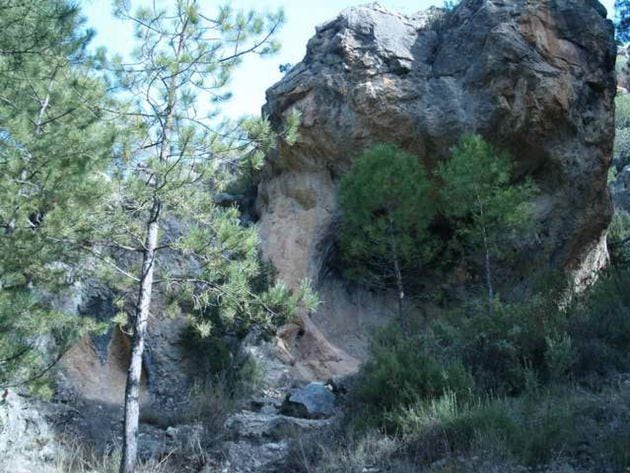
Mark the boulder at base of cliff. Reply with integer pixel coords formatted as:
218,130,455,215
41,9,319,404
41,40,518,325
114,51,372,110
281,382,336,419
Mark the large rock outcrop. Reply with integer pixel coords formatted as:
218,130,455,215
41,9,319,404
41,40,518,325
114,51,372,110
257,0,616,379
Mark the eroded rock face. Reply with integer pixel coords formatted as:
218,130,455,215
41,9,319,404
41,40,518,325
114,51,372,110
257,1,616,378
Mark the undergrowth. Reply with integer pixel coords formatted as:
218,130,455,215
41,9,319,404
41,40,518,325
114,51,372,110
289,268,630,472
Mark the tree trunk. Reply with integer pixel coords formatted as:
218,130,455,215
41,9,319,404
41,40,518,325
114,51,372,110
388,217,406,329
476,190,494,316
482,227,494,316
119,198,160,473
119,18,185,473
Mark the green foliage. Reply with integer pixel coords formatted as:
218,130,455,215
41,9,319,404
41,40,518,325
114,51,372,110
390,391,578,467
0,289,107,387
614,127,630,170
350,264,630,449
438,135,537,255
336,269,630,470
0,0,114,388
609,210,630,264
568,269,630,378
616,94,630,128
353,326,473,429
339,144,438,291
617,0,630,42
93,0,309,341
338,136,539,322
432,295,567,394
614,95,630,171
437,135,538,308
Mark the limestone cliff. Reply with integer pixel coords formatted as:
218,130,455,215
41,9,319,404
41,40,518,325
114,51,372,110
257,0,616,379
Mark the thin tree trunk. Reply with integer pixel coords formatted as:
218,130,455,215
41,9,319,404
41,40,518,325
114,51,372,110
476,189,494,316
482,225,494,316
119,16,186,473
388,217,406,329
120,198,160,473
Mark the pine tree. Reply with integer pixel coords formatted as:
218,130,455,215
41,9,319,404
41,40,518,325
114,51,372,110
338,144,438,327
437,135,538,315
92,3,314,472
0,0,114,391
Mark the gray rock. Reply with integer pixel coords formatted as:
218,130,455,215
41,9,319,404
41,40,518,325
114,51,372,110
222,440,289,473
225,410,331,441
0,390,63,473
257,0,616,379
282,382,336,419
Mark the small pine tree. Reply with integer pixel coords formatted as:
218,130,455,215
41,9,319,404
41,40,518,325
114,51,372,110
90,3,315,472
437,135,538,315
339,144,438,327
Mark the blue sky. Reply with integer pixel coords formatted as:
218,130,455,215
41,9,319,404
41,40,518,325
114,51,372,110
82,0,616,119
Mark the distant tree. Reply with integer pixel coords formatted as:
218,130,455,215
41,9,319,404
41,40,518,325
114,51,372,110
95,2,314,472
339,144,438,327
616,0,630,42
0,0,114,391
437,135,538,315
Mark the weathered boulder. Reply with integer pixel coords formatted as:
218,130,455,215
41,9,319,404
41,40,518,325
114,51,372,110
223,404,334,472
257,1,616,378
225,410,331,440
281,382,336,419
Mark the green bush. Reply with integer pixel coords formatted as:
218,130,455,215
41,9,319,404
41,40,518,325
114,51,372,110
614,128,630,170
617,94,630,129
390,391,576,466
312,267,630,471
353,326,473,429
298,382,630,472
609,211,630,265
355,268,630,423
426,294,566,395
569,269,630,378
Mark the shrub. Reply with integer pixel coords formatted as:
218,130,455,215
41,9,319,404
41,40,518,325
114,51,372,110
426,294,566,395
352,326,473,429
616,94,630,129
569,269,630,379
316,265,630,471
388,390,577,466
608,211,630,265
614,128,630,171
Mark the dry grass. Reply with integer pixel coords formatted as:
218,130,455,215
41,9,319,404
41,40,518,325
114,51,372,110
54,443,177,473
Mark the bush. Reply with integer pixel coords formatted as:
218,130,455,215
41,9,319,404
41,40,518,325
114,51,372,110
389,390,577,466
617,94,630,129
355,267,630,418
614,128,630,171
298,381,630,472
352,326,473,430
310,266,630,471
569,269,630,379
425,293,567,395
608,211,630,265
